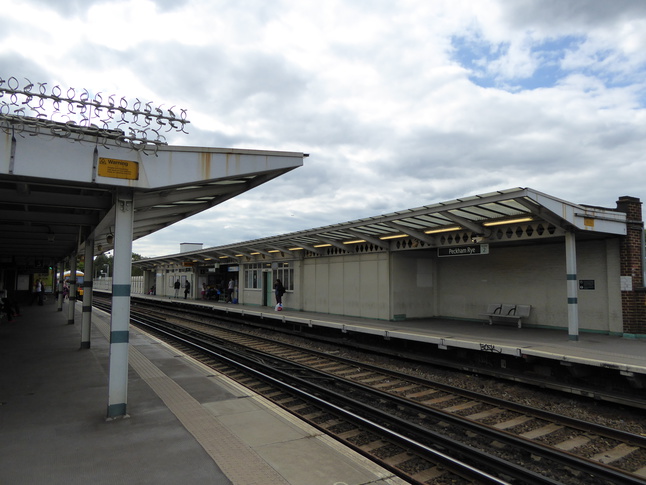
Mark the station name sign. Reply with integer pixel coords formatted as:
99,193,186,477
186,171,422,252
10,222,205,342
438,244,489,257
98,157,139,180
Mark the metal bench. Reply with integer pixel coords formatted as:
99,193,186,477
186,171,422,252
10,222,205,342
481,303,531,328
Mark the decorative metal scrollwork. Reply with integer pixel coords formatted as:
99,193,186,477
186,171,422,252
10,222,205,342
0,76,190,155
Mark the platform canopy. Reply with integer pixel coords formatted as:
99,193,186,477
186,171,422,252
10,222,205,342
0,119,307,266
134,187,627,267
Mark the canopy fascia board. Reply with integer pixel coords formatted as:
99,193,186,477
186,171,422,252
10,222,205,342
4,130,305,190
523,189,626,235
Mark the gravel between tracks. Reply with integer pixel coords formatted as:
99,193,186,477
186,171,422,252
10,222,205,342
168,311,646,437
253,327,646,437
162,312,646,482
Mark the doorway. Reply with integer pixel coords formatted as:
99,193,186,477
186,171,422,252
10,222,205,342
263,271,273,307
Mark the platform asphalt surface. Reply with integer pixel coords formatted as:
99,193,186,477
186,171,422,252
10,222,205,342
0,298,405,485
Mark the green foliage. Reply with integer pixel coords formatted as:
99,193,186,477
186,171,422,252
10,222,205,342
90,253,144,276
131,252,143,276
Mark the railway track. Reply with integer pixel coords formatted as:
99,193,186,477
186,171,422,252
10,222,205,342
94,298,646,484
133,295,646,410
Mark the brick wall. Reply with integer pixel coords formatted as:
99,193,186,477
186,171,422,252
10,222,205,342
615,196,645,335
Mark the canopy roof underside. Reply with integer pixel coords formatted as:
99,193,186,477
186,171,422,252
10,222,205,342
0,121,306,266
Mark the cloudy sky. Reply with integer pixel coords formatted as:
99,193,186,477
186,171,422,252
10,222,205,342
2,0,645,257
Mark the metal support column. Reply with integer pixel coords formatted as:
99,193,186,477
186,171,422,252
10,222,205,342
67,254,77,325
107,190,134,419
565,231,579,341
81,234,94,349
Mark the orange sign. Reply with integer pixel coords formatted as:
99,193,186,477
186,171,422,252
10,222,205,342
98,158,139,180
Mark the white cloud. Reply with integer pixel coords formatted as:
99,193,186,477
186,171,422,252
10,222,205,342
1,0,644,257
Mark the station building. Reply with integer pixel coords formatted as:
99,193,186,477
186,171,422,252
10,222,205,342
135,187,646,340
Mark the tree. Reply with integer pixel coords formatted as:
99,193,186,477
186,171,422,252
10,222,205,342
90,253,145,277
93,254,112,278
131,253,144,276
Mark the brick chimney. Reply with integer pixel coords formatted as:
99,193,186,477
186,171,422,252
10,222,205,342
615,196,645,335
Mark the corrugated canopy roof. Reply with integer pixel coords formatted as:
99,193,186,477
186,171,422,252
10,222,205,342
136,187,627,267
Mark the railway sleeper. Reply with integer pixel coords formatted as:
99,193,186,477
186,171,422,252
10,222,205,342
383,451,414,466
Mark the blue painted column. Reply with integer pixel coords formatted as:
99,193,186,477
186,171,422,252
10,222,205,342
565,231,579,341
80,235,94,349
67,254,77,325
107,190,134,419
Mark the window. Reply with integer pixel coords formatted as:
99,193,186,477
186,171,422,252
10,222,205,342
275,262,294,291
244,263,262,289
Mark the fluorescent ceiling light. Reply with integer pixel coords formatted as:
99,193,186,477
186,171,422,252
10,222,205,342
425,226,461,234
209,180,246,185
483,217,533,226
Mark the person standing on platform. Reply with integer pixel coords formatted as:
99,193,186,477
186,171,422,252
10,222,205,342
174,279,180,298
36,279,44,305
226,278,234,303
184,280,191,299
273,279,285,310
31,279,43,306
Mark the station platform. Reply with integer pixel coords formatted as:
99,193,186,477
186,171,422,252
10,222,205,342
0,299,406,485
134,293,646,379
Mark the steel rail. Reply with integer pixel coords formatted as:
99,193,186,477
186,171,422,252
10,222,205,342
188,324,646,485
128,294,646,411
124,311,577,485
94,298,646,484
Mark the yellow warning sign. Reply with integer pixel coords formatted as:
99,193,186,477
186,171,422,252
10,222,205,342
98,158,139,180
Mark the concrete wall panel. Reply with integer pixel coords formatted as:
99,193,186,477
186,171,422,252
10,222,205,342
359,256,389,319
302,253,389,319
315,262,330,313
435,240,620,332
341,259,360,316
391,252,436,319
303,262,316,310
